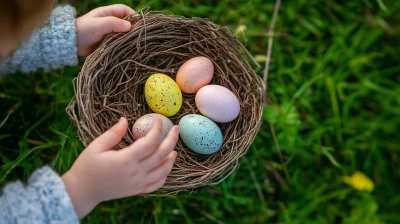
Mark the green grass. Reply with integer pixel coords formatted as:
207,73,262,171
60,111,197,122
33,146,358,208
1,0,400,223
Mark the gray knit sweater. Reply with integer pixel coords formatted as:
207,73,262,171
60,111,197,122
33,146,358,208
0,5,78,74
0,167,79,223
0,5,79,224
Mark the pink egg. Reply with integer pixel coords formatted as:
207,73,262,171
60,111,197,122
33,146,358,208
176,56,214,94
195,85,240,123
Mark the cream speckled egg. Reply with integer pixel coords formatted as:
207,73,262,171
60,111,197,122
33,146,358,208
132,113,174,140
176,56,214,94
195,85,240,123
145,73,183,117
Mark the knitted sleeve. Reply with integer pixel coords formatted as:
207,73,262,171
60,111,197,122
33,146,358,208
0,166,79,224
0,5,78,74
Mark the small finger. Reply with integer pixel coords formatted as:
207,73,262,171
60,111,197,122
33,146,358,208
122,119,163,161
89,4,136,18
140,125,179,169
142,151,177,193
88,117,128,152
142,179,165,194
96,17,131,35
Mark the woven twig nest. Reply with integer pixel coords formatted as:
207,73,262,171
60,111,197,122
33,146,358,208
66,9,266,193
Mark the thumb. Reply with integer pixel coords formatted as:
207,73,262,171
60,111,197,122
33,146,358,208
88,117,128,152
95,17,131,36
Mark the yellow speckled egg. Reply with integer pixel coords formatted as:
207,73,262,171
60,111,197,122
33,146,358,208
145,73,182,117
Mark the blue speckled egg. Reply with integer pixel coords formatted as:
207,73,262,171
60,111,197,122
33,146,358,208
179,114,223,155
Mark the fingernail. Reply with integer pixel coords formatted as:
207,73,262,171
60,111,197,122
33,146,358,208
124,21,131,28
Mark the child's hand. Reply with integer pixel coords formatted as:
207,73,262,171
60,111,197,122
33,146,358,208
75,4,135,56
62,118,179,218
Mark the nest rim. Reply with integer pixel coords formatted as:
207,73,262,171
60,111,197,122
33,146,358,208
67,9,266,194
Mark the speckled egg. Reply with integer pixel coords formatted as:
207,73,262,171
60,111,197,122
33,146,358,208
145,73,183,117
132,113,174,141
176,56,214,94
195,85,240,123
179,114,223,155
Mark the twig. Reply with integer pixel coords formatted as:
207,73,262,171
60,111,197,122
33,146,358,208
269,123,290,179
269,123,283,164
0,103,19,129
264,161,286,186
243,156,267,205
263,0,282,88
188,203,225,224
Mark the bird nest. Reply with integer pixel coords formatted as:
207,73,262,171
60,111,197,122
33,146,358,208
66,9,266,194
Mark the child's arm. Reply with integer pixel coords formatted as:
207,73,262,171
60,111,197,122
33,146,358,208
0,4,134,74
0,118,179,221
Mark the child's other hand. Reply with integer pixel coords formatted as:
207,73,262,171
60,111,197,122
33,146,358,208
75,4,135,56
62,118,179,218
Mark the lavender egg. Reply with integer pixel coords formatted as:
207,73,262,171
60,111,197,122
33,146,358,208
179,114,223,155
195,85,240,123
132,113,174,140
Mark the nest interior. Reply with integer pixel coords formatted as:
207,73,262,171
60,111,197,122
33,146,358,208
67,10,266,193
